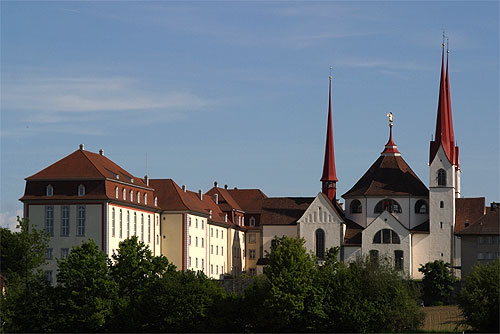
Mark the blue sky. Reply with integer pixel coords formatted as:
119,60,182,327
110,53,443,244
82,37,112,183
1,1,498,229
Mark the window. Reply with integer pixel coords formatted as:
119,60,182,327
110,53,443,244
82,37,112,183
374,199,402,214
123,188,126,200
202,221,204,230
221,246,224,255
249,249,256,260
189,257,191,267
78,184,85,196
196,237,198,247
196,219,198,228
211,264,213,274
249,233,256,244
46,184,53,196
61,206,70,236
211,228,213,237
156,234,159,245
154,197,158,206
77,206,86,236
202,259,204,270
61,248,69,259
440,201,444,208
127,211,130,238
130,190,133,202
134,212,137,235
216,265,219,274
216,246,219,255
350,200,362,214
115,187,119,198
144,194,147,205
478,236,484,244
211,245,213,254
249,268,256,275
45,248,53,260
221,230,223,238
148,216,151,243
394,250,404,270
189,217,192,227
111,208,116,237
119,209,123,238
141,214,144,242
189,235,192,245
437,169,447,186
271,239,278,249
216,229,219,238
249,216,256,227
369,250,379,264
415,200,428,214
195,258,198,268
202,237,204,248
45,271,53,284
45,206,54,236
315,229,325,259
373,229,400,244
137,192,140,203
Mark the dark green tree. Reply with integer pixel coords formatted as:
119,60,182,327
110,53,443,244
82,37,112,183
458,259,500,333
54,239,117,332
418,260,455,305
108,236,175,331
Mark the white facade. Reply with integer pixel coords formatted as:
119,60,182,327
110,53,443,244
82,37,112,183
208,223,228,278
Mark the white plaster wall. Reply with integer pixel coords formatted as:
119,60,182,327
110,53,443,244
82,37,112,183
262,225,298,254
186,214,208,273
362,211,411,274
344,197,367,227
208,223,227,278
411,233,431,278
343,246,361,263
298,194,344,259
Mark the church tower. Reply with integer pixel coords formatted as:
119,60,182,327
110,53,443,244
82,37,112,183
321,74,338,201
429,41,460,267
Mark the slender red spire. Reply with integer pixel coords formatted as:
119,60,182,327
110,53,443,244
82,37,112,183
430,44,455,165
381,112,400,156
321,75,338,201
445,46,460,167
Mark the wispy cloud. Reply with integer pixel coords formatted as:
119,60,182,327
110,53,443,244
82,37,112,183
0,209,23,231
334,58,430,72
2,75,214,121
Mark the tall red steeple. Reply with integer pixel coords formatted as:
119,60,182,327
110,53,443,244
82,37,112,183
321,74,338,201
430,41,458,166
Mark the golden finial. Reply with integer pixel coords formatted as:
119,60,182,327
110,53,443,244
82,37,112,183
329,66,333,80
386,112,393,127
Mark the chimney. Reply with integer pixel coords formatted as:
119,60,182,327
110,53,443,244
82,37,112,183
214,181,218,188
214,193,219,204
99,149,104,156
198,189,203,200
234,187,238,190
182,185,186,192
79,144,85,150
224,184,228,189
144,175,149,186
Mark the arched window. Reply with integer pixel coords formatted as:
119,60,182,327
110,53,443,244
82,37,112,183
46,184,53,197
137,192,140,204
315,229,325,259
374,199,402,214
154,197,158,207
437,169,447,186
350,200,362,214
78,184,85,196
249,216,256,227
122,188,126,200
373,229,400,244
115,187,119,199
144,194,147,205
130,190,133,202
415,200,428,214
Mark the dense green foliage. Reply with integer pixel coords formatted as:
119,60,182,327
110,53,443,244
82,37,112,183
418,260,456,305
1,233,425,333
458,259,500,333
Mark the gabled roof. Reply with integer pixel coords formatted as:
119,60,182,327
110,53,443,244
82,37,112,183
226,188,267,213
343,218,363,245
455,197,485,233
149,179,208,216
456,207,499,235
260,197,314,226
205,187,243,212
342,155,428,197
200,194,231,226
26,148,149,188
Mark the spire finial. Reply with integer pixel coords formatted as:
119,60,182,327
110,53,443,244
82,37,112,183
386,112,393,127
381,112,400,156
446,37,450,54
329,66,332,80
442,30,446,48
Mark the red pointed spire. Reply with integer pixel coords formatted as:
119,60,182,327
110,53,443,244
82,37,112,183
430,44,456,165
321,75,338,201
381,113,401,156
446,47,460,167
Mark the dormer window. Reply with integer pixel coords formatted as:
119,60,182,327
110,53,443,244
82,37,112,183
78,184,85,196
46,184,53,197
144,194,147,205
130,190,133,202
137,192,141,204
374,199,402,214
249,216,256,227
122,189,126,200
115,187,119,199
350,200,362,214
415,200,428,214
437,169,447,186
154,197,158,207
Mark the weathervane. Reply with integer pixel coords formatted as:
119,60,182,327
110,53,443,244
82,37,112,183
386,112,393,127
329,66,333,80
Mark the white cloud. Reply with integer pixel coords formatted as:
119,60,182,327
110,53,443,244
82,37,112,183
0,209,23,231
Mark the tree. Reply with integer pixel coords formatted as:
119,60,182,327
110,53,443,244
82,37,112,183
418,260,455,305
108,236,175,331
54,239,117,332
458,259,500,333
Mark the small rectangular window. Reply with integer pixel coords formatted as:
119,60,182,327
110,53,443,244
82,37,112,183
394,250,404,270
249,233,256,244
45,206,54,236
45,270,53,284
61,206,70,236
249,249,256,260
77,206,86,236
61,248,69,259
45,248,53,260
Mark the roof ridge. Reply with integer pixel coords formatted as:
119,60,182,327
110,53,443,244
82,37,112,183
169,179,191,212
81,150,107,179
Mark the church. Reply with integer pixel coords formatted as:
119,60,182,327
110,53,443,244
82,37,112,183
20,45,492,282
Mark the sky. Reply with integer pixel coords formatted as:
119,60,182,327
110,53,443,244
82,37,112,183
1,1,499,230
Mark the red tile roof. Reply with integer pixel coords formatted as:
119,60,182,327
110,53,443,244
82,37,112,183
343,219,363,245
260,197,314,225
342,155,428,197
456,207,499,235
205,187,243,212
149,179,208,216
455,197,485,233
225,188,267,213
